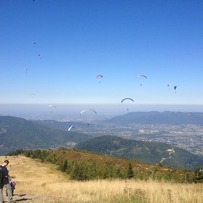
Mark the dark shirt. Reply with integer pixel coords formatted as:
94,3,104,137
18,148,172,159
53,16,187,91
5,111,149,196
2,166,9,185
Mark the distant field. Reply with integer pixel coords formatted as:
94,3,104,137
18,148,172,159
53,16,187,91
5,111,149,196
0,156,202,203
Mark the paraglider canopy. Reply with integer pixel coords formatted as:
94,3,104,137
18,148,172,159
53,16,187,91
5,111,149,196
137,74,147,79
80,109,97,115
48,105,56,114
166,148,175,155
96,74,103,83
167,83,172,90
121,98,134,103
80,109,97,126
121,98,134,111
96,74,103,79
68,125,75,131
48,104,56,108
137,74,147,86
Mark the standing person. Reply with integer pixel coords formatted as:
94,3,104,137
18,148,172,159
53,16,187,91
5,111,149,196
6,179,16,197
0,160,15,203
10,179,16,196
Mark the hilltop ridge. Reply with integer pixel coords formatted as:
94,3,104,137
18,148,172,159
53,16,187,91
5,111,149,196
77,135,203,170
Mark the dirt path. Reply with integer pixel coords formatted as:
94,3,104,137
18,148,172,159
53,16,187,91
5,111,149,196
5,193,44,202
1,155,68,202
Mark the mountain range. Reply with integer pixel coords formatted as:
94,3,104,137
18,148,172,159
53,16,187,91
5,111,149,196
106,111,203,125
1,114,203,171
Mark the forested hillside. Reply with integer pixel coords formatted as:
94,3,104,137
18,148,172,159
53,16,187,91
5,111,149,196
77,135,203,171
15,148,202,183
0,116,93,154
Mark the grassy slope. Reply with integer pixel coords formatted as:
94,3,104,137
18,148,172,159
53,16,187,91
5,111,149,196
0,155,202,203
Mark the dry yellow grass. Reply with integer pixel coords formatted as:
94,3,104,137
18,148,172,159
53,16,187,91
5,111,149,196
0,156,202,203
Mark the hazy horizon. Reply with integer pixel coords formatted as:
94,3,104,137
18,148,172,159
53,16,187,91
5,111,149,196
1,103,203,120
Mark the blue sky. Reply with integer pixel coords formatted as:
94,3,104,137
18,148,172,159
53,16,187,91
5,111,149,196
0,0,203,105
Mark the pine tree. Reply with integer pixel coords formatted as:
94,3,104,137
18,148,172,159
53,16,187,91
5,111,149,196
127,162,134,179
59,160,68,172
194,168,203,183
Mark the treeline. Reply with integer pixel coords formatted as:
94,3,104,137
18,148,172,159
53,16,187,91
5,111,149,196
23,149,134,181
10,148,203,183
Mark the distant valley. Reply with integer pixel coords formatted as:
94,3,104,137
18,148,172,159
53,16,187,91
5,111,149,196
0,111,203,170
35,111,203,156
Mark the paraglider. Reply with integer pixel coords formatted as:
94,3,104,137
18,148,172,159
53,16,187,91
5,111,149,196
121,98,134,111
49,105,56,108
80,109,97,115
166,148,175,155
159,157,167,164
121,98,134,103
167,84,178,92
174,86,177,93
137,74,147,86
137,74,147,79
37,53,42,59
159,147,175,165
48,105,56,113
96,74,103,79
68,125,75,131
167,83,172,90
80,109,97,125
96,74,103,83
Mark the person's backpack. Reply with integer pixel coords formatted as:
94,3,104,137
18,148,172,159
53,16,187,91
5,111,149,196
0,166,3,183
